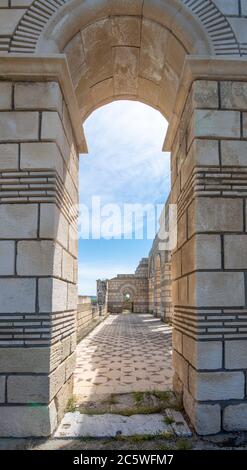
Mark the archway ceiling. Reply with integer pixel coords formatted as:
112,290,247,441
64,17,187,121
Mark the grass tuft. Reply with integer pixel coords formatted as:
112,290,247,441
65,396,77,413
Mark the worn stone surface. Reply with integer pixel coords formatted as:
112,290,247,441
74,314,172,402
0,402,57,437
189,369,245,401
225,340,247,369
0,241,15,276
0,204,38,238
224,404,247,431
55,411,191,438
7,376,49,404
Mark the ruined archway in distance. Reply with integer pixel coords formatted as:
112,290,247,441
1,0,247,438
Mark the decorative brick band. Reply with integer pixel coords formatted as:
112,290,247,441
173,307,247,340
8,0,241,56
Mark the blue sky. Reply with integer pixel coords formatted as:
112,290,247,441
78,101,170,295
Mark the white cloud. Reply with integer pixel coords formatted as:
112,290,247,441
78,261,137,296
80,101,170,207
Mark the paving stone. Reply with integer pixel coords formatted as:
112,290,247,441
74,314,172,401
55,411,191,438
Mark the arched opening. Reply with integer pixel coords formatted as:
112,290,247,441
2,0,245,440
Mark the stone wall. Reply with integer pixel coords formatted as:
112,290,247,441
107,259,149,314
0,78,79,436
77,296,108,342
148,235,173,323
170,77,247,434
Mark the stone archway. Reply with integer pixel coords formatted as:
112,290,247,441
1,0,247,437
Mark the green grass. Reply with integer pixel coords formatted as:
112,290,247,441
176,438,193,450
152,391,171,402
65,396,77,413
164,416,175,425
133,391,145,405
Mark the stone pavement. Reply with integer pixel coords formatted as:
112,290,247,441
74,314,173,403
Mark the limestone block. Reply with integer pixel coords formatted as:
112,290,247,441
54,375,73,423
242,0,247,15
0,82,12,110
111,16,141,47
138,77,159,108
20,142,64,178
189,369,245,400
242,113,247,138
221,140,247,166
183,388,221,435
0,10,23,35
0,241,15,276
67,283,78,310
190,271,245,307
64,33,85,87
213,0,239,15
17,240,62,276
221,82,247,110
183,336,222,370
224,234,247,269
140,18,168,83
179,276,188,305
0,204,38,238
171,249,181,279
62,250,74,282
192,81,219,109
91,78,114,105
113,46,139,95
192,110,241,140
225,340,247,369
177,211,187,248
61,336,71,362
228,17,247,42
181,140,219,188
223,404,247,431
192,197,243,234
41,112,70,162
0,279,36,313
165,32,186,76
65,351,76,381
40,204,69,249
194,139,219,166
0,112,39,141
0,348,50,373
173,350,188,388
0,377,5,403
172,329,182,354
15,82,63,115
11,0,33,5
39,278,68,313
81,19,113,85
69,225,78,257
0,401,57,437
182,235,221,275
0,144,18,170
49,362,66,400
7,376,49,404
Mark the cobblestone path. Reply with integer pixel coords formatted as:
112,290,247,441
74,314,173,402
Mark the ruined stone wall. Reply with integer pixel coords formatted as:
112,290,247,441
107,259,149,314
148,236,172,323
171,77,247,434
0,79,78,436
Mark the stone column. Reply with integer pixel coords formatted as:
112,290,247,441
169,58,247,435
0,58,86,437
